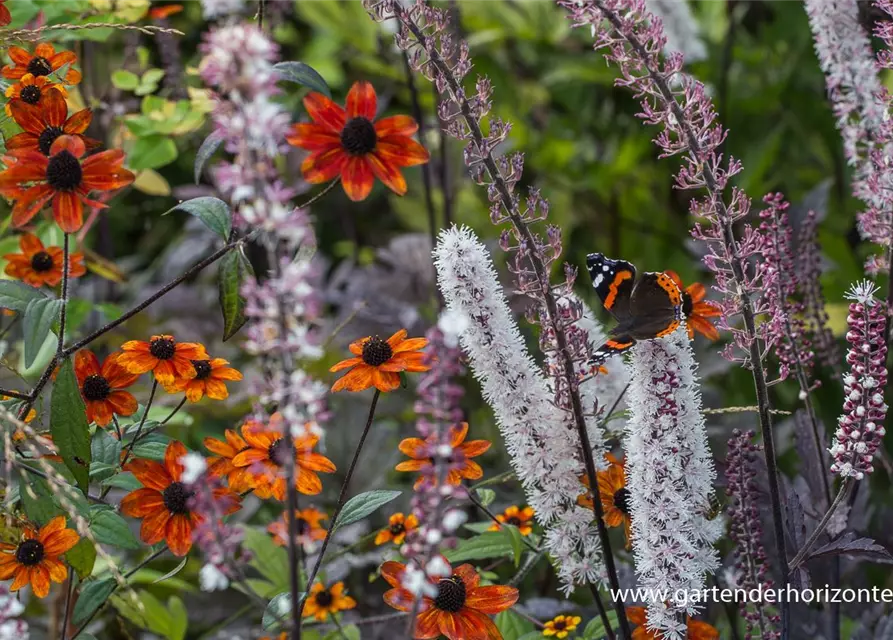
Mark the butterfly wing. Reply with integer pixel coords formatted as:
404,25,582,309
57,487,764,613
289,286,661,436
586,253,636,322
625,272,683,340
590,334,636,365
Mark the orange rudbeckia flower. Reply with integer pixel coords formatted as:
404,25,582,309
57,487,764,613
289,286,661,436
149,4,183,19
0,1,10,27
330,329,429,393
2,44,81,84
74,350,138,427
665,271,721,341
396,422,491,490
382,559,519,640
488,505,535,536
268,507,327,550
0,516,79,598
578,453,632,549
627,606,719,640
231,420,336,500
5,73,66,116
287,81,429,201
204,426,253,493
7,89,97,156
121,441,241,556
303,580,357,621
3,232,86,288
375,512,418,546
117,334,209,387
163,358,242,402
0,135,134,233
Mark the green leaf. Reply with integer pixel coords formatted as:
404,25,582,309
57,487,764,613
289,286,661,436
582,611,618,639
167,596,188,640
18,472,63,525
92,429,122,466
136,68,165,97
194,130,224,184
476,488,496,507
323,625,360,640
90,510,141,550
73,577,116,626
129,135,178,171
273,61,331,97
151,556,188,585
23,298,61,368
495,610,535,640
89,462,117,482
67,538,97,580
111,69,139,91
218,248,253,341
101,472,142,491
50,359,91,494
263,592,296,630
164,196,232,242
444,531,515,563
131,439,170,461
501,524,524,567
242,527,290,591
333,490,402,530
0,280,46,312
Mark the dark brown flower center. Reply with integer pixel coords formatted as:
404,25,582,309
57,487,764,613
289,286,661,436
505,516,522,527
681,291,693,317
389,522,406,535
361,336,392,367
149,337,176,360
38,126,65,156
340,117,377,155
613,487,631,516
27,56,53,77
295,517,308,535
553,620,568,631
162,481,193,515
20,85,42,104
30,251,54,272
268,438,289,466
46,150,83,191
15,539,44,566
435,575,467,612
82,374,111,401
192,359,212,380
315,589,334,607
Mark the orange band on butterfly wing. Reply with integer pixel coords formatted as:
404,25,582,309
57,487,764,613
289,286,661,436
655,320,681,338
654,272,683,306
604,271,634,310
605,339,634,349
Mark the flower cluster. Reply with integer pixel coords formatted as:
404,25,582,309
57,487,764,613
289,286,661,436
624,327,721,637
646,0,707,62
830,281,888,479
0,584,27,639
726,430,780,639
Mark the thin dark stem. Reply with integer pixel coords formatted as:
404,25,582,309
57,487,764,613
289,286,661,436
70,547,168,639
589,4,789,635
588,583,617,640
298,390,381,617
463,486,539,553
160,397,188,425
60,569,75,640
402,52,439,257
112,416,123,442
0,389,30,401
286,432,303,640
257,0,266,29
788,479,854,571
394,9,631,636
436,82,453,229
58,234,71,354
117,380,158,469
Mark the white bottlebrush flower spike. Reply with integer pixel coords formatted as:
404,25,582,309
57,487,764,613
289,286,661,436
624,327,722,638
434,225,613,592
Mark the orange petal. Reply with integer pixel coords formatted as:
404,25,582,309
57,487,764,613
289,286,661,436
454,563,481,591
414,608,442,639
374,115,418,138
286,123,341,151
121,488,165,517
372,368,400,392
41,529,79,556
125,459,171,490
392,336,426,353
398,438,427,458
43,89,67,127
30,565,51,598
52,191,84,233
165,514,193,556
346,81,377,120
464,584,520,614
380,560,406,588
331,366,373,393
395,459,428,472
449,423,469,447
459,439,491,458
329,357,362,373
302,147,348,184
64,109,93,135
376,136,430,167
140,508,171,546
368,153,407,196
164,440,188,481
74,349,101,382
303,92,346,131
341,156,374,202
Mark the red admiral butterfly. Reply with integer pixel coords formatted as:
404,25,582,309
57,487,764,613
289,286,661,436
586,253,684,364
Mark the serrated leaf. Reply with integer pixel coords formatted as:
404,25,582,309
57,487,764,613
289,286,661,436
164,196,231,241
67,538,97,580
273,61,331,97
91,510,141,550
0,280,46,312
73,577,116,626
501,524,524,567
218,248,253,341
333,490,401,530
808,532,893,564
23,297,61,368
444,531,515,563
476,488,496,507
495,610,534,640
194,130,224,184
50,359,91,494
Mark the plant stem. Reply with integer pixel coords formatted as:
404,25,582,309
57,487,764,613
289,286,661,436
286,430,303,640
463,486,539,553
60,569,75,640
109,380,159,491
298,389,381,617
0,389,30,401
160,397,188,425
588,583,617,640
58,234,70,354
788,479,854,571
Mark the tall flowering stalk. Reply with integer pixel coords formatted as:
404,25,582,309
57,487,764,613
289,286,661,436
433,226,608,592
367,1,630,630
726,431,780,640
624,328,721,639
646,0,707,62
830,281,888,480
555,1,791,628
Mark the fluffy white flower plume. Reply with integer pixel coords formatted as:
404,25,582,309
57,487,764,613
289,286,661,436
434,225,612,591
624,327,722,639
646,0,707,62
